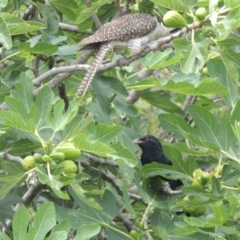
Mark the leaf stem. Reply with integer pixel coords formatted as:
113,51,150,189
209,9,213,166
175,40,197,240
220,150,240,164
102,223,134,240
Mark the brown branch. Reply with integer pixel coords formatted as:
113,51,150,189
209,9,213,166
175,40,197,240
125,69,154,104
125,90,141,104
181,95,196,112
84,153,119,167
33,49,95,96
33,55,41,78
31,21,204,93
84,0,102,28
19,182,43,207
116,212,139,232
97,229,106,240
143,207,153,240
22,4,37,20
58,83,69,111
0,150,22,163
33,64,89,86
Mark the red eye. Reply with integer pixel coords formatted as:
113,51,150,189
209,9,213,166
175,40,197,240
145,137,149,142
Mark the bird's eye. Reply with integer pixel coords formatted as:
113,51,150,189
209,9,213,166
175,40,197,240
145,137,149,142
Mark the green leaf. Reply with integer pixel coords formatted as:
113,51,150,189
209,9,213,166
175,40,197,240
75,0,110,24
50,0,78,21
188,105,220,145
46,99,80,133
141,90,184,115
12,205,30,240
5,97,29,123
18,42,58,55
70,182,102,210
0,13,42,35
86,123,122,143
205,196,237,227
142,49,176,69
169,143,214,156
62,115,94,141
141,146,196,180
37,166,73,199
69,189,120,225
187,106,238,155
0,110,35,133
35,85,54,129
224,0,240,9
92,75,128,97
10,139,41,156
182,186,223,201
0,172,26,200
159,78,228,95
35,2,59,34
113,95,138,117
0,17,11,49
74,224,101,240
26,202,56,240
158,113,192,138
231,99,240,122
0,1,8,8
107,142,138,167
50,219,71,235
128,77,228,96
2,233,11,240
220,47,239,83
150,0,189,12
174,226,199,237
11,75,34,113
1,162,26,175
126,77,160,91
47,231,68,240
74,133,115,157
0,193,21,224
174,39,209,74
207,58,238,106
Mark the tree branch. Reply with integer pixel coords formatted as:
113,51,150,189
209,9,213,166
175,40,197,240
116,212,139,232
84,0,102,28
0,150,22,163
84,153,119,167
31,24,194,92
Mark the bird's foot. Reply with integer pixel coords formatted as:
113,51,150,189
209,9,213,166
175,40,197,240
163,182,182,195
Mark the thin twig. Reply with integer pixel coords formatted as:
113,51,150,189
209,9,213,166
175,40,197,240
22,4,36,20
33,49,95,96
116,212,139,232
0,150,22,163
58,83,69,111
84,153,119,167
33,55,41,78
84,0,102,28
143,207,153,240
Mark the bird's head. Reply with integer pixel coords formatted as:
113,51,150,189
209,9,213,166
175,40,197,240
133,135,171,166
133,135,163,150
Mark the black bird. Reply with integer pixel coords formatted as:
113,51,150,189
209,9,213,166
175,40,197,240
133,135,182,194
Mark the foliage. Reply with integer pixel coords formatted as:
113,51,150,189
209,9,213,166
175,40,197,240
1,0,240,239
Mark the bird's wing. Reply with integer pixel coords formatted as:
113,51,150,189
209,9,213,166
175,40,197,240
78,14,157,45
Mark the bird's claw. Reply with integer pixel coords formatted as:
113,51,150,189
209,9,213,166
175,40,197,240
163,182,182,195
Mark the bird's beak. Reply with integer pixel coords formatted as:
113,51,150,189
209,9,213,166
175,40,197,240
133,138,143,144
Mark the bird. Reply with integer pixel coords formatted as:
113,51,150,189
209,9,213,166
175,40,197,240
133,135,182,194
75,13,176,98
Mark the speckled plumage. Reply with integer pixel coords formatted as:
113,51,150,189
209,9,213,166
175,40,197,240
75,13,173,98
78,14,158,45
